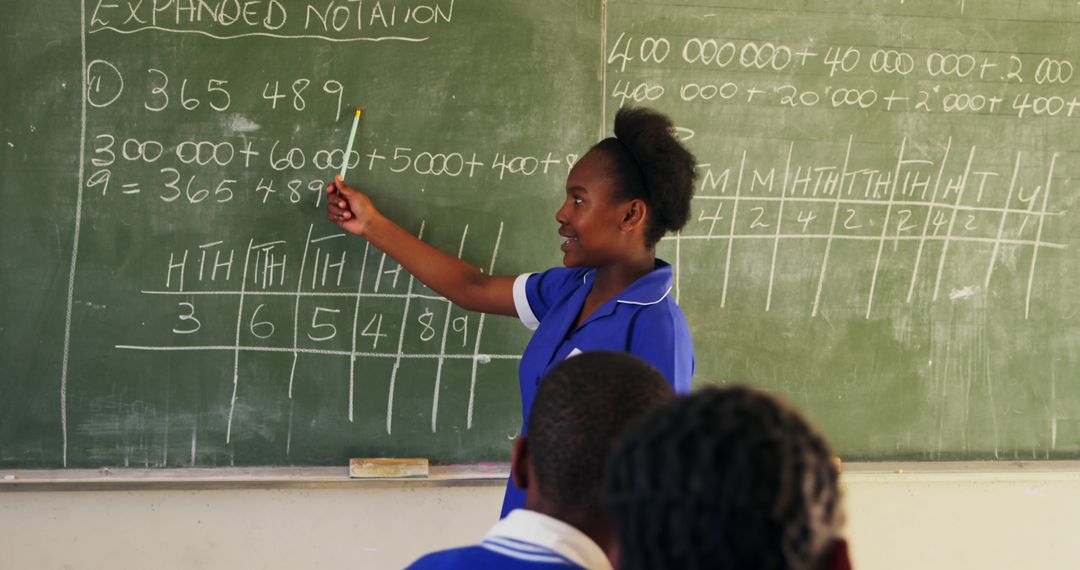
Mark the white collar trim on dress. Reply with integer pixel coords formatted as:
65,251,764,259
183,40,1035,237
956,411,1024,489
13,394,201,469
583,265,673,306
616,285,672,306
482,509,613,570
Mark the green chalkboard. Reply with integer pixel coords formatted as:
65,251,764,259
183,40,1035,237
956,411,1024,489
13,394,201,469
1,0,601,468
618,0,1080,460
3,0,1080,468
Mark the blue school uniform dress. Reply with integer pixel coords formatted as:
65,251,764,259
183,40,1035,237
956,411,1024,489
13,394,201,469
406,509,613,570
501,259,694,516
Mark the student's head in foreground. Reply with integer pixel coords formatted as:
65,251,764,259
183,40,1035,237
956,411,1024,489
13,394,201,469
605,385,851,570
513,351,675,543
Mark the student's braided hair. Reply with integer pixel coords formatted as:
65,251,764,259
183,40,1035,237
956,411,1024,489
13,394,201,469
528,351,675,519
605,386,844,570
592,107,697,247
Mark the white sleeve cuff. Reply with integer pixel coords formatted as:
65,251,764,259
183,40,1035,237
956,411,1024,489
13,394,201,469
513,273,539,330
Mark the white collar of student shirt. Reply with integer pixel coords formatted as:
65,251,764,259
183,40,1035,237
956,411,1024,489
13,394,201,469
482,509,613,570
579,259,674,307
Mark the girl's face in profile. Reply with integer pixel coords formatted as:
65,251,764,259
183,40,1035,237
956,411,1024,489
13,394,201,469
555,149,638,268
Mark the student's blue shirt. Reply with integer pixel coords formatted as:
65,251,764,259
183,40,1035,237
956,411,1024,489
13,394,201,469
502,259,694,515
407,509,608,569
407,545,580,569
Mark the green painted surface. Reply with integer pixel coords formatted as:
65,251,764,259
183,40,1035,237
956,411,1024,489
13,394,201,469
2,1,1079,467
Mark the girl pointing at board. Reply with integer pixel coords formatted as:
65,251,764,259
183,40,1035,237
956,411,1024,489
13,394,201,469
327,107,696,515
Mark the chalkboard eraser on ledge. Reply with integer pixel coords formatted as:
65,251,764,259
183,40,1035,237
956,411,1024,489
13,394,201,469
349,458,429,478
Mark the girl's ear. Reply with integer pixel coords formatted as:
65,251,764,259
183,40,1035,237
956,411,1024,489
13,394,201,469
510,436,530,490
824,539,852,570
621,199,648,232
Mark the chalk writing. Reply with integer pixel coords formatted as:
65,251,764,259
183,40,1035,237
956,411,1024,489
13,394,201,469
88,0,455,42
46,0,1080,468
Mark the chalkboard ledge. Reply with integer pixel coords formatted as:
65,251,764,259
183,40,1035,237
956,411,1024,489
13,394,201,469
841,460,1080,483
4,461,1080,492
0,464,511,492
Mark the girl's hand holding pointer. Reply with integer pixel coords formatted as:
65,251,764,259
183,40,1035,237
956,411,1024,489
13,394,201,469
326,175,378,236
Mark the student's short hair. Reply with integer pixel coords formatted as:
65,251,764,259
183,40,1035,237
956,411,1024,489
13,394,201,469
592,107,697,247
605,386,844,570
528,351,675,518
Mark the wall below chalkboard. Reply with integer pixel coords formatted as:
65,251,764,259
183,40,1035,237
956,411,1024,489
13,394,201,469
3,462,1080,569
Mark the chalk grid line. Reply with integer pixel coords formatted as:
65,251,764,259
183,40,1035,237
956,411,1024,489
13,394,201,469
666,142,1064,319
114,221,514,455
58,0,91,467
